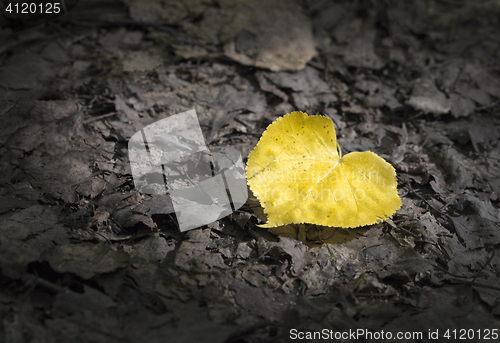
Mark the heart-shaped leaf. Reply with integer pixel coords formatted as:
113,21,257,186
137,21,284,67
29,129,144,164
246,111,402,228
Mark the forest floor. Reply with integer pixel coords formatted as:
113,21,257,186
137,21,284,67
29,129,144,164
0,0,500,342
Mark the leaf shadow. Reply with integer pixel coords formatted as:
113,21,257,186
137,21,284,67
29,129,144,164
269,224,371,248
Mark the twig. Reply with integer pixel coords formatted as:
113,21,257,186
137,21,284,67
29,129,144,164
449,279,500,291
257,247,272,261
406,182,446,215
406,182,468,243
475,100,500,111
83,112,118,124
472,249,496,283
353,292,398,297
55,17,219,53
70,169,113,187
431,263,476,279
22,274,71,294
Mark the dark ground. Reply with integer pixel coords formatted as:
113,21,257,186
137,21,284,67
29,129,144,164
1,0,500,342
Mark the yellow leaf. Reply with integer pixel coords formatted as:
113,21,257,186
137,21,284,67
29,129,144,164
246,111,402,228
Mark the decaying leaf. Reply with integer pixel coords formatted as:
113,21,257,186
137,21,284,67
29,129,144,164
246,111,401,228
